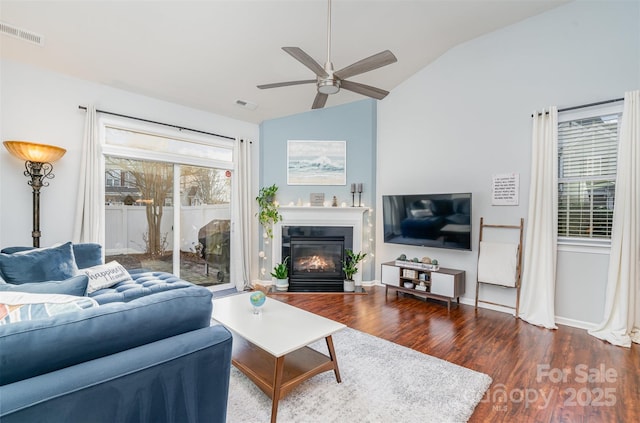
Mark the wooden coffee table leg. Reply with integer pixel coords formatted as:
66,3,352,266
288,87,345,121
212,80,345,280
270,355,285,423
325,335,342,383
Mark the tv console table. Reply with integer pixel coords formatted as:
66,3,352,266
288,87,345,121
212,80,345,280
381,261,465,311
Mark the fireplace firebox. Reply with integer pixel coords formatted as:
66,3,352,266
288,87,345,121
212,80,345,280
282,226,353,292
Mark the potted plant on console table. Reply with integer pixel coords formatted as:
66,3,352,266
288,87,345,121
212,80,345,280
342,249,366,292
271,256,289,292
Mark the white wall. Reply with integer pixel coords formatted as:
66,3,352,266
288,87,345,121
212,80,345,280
376,0,640,326
0,59,259,248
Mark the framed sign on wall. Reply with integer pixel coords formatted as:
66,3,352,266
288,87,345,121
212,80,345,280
492,173,520,206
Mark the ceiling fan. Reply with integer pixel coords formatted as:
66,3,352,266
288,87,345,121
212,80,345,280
257,0,397,109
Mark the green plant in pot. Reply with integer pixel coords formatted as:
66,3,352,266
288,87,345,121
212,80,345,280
342,249,366,292
256,184,282,239
271,256,289,292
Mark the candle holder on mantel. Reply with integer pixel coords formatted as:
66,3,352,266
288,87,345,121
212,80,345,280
350,183,356,207
357,183,363,207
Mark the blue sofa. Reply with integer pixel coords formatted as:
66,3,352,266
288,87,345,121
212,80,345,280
0,243,233,423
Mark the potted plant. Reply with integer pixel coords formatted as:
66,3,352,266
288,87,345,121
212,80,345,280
271,256,289,292
342,249,366,292
256,184,282,239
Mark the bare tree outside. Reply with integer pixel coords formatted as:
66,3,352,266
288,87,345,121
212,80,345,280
181,167,231,205
106,157,173,256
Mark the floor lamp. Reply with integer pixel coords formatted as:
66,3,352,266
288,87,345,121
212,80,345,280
3,140,66,247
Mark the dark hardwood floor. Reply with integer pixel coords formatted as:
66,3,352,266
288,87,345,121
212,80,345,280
268,286,639,423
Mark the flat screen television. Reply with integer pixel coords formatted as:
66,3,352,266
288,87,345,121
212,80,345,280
382,193,472,251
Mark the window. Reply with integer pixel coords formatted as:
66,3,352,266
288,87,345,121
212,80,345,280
558,106,622,243
105,169,121,187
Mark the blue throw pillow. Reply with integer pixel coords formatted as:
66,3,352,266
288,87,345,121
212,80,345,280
0,246,33,254
0,242,79,283
0,243,103,269
72,243,103,269
0,275,89,296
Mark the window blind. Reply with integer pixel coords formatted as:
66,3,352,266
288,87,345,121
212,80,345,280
558,114,619,240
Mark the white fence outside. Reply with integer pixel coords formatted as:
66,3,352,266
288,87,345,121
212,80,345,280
105,204,231,255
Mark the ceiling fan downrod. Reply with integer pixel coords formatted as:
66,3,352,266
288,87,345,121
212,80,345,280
319,0,339,95
325,0,332,71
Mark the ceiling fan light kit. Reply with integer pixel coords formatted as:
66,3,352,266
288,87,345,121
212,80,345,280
318,79,340,95
257,0,397,109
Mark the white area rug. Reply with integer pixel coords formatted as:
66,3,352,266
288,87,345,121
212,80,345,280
226,327,491,423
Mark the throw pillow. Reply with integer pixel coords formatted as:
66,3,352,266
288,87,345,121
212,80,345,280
0,242,79,284
0,275,89,297
70,243,103,269
1,243,103,269
80,261,133,294
0,292,98,325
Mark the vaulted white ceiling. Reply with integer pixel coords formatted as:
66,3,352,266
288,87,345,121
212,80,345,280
0,0,569,124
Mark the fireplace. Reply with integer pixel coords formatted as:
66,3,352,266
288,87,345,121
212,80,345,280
282,226,352,292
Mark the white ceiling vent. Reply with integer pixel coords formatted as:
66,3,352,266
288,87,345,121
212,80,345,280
0,22,44,46
235,99,258,111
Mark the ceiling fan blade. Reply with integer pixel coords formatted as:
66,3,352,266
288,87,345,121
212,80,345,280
282,47,328,78
334,50,397,80
257,80,316,89
341,80,390,100
312,92,329,109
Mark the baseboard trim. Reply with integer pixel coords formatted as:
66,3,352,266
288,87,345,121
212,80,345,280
554,316,597,330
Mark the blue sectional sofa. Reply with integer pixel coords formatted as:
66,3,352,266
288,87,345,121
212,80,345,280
0,242,233,423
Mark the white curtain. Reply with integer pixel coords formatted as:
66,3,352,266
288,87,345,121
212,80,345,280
73,105,104,246
230,138,254,291
589,90,640,347
519,107,559,329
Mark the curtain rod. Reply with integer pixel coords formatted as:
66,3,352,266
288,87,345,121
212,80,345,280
531,97,624,117
78,105,235,140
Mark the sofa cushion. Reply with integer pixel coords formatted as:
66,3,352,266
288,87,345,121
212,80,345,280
1,243,102,270
79,261,133,294
0,285,213,385
90,269,194,304
0,292,97,325
0,242,78,283
0,275,89,297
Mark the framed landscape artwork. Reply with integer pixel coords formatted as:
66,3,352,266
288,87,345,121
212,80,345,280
287,140,346,185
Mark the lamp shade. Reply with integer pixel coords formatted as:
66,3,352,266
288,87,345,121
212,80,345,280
3,141,66,163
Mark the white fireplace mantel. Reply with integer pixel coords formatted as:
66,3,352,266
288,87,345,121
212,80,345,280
271,206,368,282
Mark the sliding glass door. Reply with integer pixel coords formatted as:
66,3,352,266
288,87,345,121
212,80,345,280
102,119,234,289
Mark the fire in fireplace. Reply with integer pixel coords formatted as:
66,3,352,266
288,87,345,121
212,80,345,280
282,226,353,292
294,255,337,273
